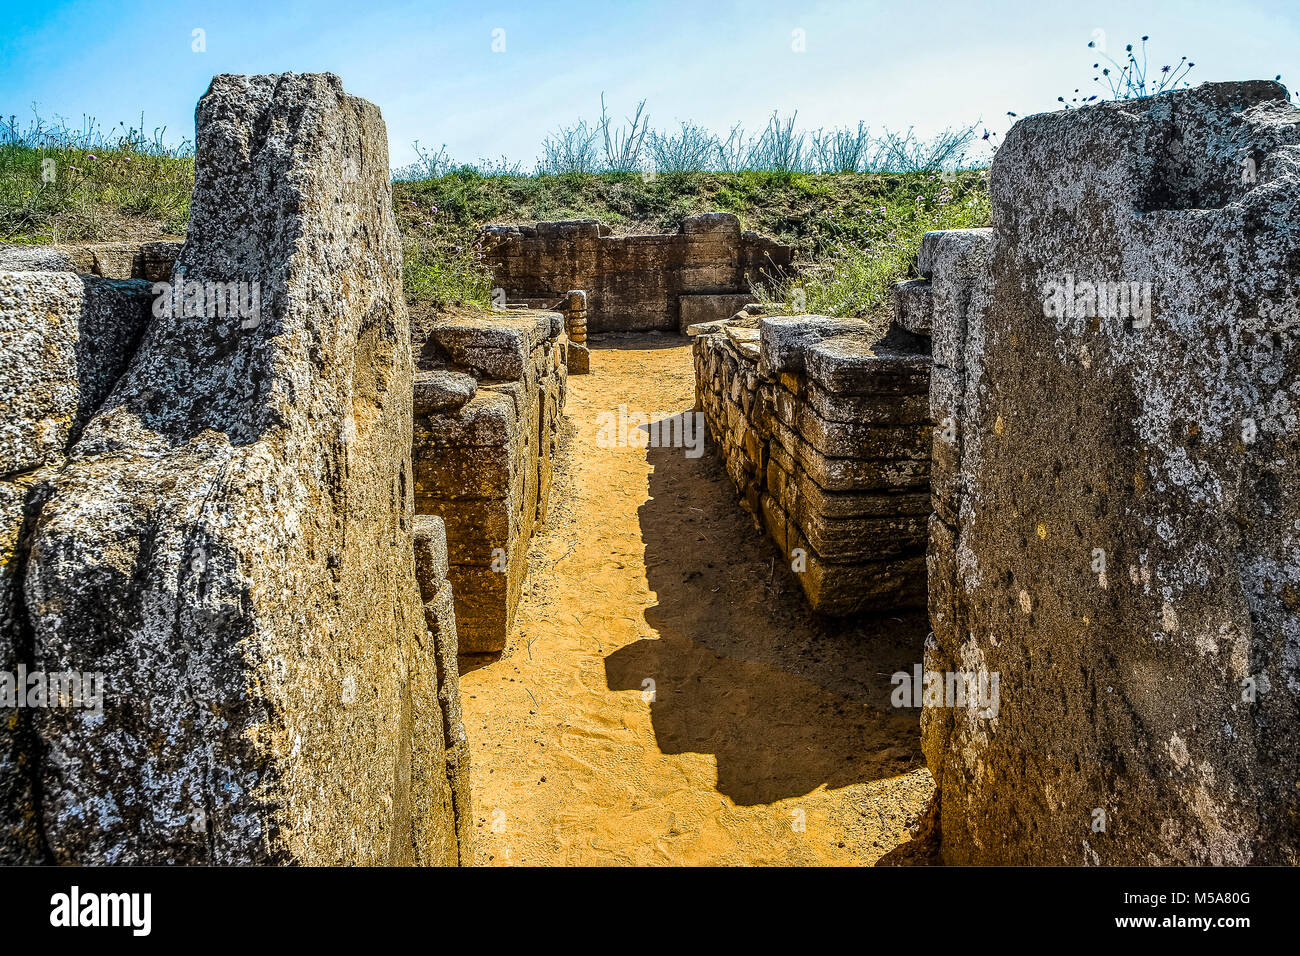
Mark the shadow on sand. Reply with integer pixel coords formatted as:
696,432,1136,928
604,411,930,806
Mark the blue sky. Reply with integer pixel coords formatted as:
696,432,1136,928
2,0,1297,169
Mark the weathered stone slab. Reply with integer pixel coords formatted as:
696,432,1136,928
804,381,929,426
567,340,591,371
413,369,476,413
16,73,464,865
800,509,927,562
414,436,520,500
0,242,182,281
679,293,756,335
803,335,930,396
915,230,946,279
0,272,151,475
928,229,992,372
758,315,865,377
788,519,926,614
926,81,1300,865
892,278,933,335
422,496,513,567
423,313,549,380
415,390,519,448
793,470,931,520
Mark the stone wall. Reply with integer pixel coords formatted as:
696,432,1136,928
692,312,932,614
485,213,792,333
0,240,182,282
411,309,567,653
0,73,470,864
922,81,1300,864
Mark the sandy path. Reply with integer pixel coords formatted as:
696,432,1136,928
459,333,934,865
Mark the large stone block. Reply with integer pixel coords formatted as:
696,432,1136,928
792,401,930,460
799,509,927,562
891,278,933,335
414,390,520,448
678,293,756,335
0,271,152,862
413,369,476,413
928,81,1300,865
803,335,931,397
0,272,151,475
14,73,464,865
927,229,993,373
757,315,865,377
421,312,550,380
414,438,520,500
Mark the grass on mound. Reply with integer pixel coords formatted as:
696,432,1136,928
0,116,194,242
1,123,991,318
393,169,991,316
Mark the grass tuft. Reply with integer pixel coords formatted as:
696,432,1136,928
0,113,193,242
1,109,993,316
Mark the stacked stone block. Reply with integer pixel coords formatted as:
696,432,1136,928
411,309,567,652
692,312,932,614
562,290,590,374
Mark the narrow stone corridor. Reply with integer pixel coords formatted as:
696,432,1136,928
460,333,933,865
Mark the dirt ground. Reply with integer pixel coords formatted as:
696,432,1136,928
459,332,936,866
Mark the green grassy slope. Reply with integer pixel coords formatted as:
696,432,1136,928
1,144,991,318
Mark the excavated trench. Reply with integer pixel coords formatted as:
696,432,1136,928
459,334,933,865
8,78,1296,867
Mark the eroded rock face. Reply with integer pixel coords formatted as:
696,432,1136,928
0,273,153,475
925,82,1300,864
12,73,466,864
0,272,153,862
